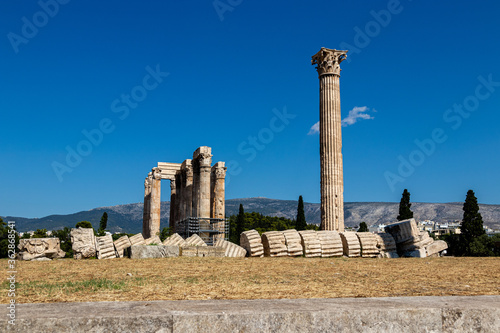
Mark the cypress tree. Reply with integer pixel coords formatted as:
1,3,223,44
98,212,108,236
296,196,307,230
397,189,414,221
461,190,485,254
235,204,245,245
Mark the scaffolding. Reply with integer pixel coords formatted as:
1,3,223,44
175,217,229,245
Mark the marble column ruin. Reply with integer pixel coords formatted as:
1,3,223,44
142,172,152,237
192,146,212,218
210,162,227,219
142,147,226,242
312,47,347,232
146,167,162,238
169,178,177,233
181,159,193,221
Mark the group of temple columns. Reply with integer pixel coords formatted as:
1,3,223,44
142,146,227,239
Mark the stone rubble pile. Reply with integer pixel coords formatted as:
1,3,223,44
384,219,448,257
34,221,447,261
240,230,264,257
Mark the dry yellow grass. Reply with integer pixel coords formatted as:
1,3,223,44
2,257,499,304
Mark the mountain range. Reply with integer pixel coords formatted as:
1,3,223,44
3,198,500,233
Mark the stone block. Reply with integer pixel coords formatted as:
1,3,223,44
282,229,303,257
181,246,198,257
96,235,116,259
374,232,397,252
384,218,420,244
17,238,65,261
240,229,264,257
425,240,448,256
340,232,361,257
144,235,162,245
214,239,247,257
185,234,207,247
262,231,288,257
299,230,322,258
356,232,380,258
163,233,188,247
129,245,179,259
317,230,343,257
129,233,146,246
71,228,96,259
114,235,132,258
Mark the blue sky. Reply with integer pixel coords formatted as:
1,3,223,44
1,0,499,218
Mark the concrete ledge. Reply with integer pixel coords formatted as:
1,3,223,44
3,296,499,332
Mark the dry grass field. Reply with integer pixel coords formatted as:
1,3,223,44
2,257,499,304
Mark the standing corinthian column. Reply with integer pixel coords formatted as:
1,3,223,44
147,167,162,238
142,172,152,237
192,146,212,218
312,47,347,232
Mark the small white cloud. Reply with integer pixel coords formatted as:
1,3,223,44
308,121,320,135
341,106,374,127
308,106,375,135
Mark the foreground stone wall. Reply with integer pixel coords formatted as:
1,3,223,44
4,296,499,333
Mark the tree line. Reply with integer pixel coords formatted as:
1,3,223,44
397,188,499,257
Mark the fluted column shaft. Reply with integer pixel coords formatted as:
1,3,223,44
147,168,162,238
319,74,344,231
142,175,152,237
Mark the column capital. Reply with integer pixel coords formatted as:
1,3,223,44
212,162,227,179
170,179,176,191
312,48,347,76
152,167,162,180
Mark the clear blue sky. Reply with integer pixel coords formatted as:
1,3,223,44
1,0,499,218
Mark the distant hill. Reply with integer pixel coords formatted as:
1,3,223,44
3,198,500,233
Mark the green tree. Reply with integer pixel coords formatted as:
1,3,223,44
32,229,48,238
358,222,369,232
461,189,486,255
296,196,307,230
160,227,172,242
235,204,245,245
397,189,414,221
0,218,19,258
97,212,108,236
75,221,93,229
52,227,73,257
